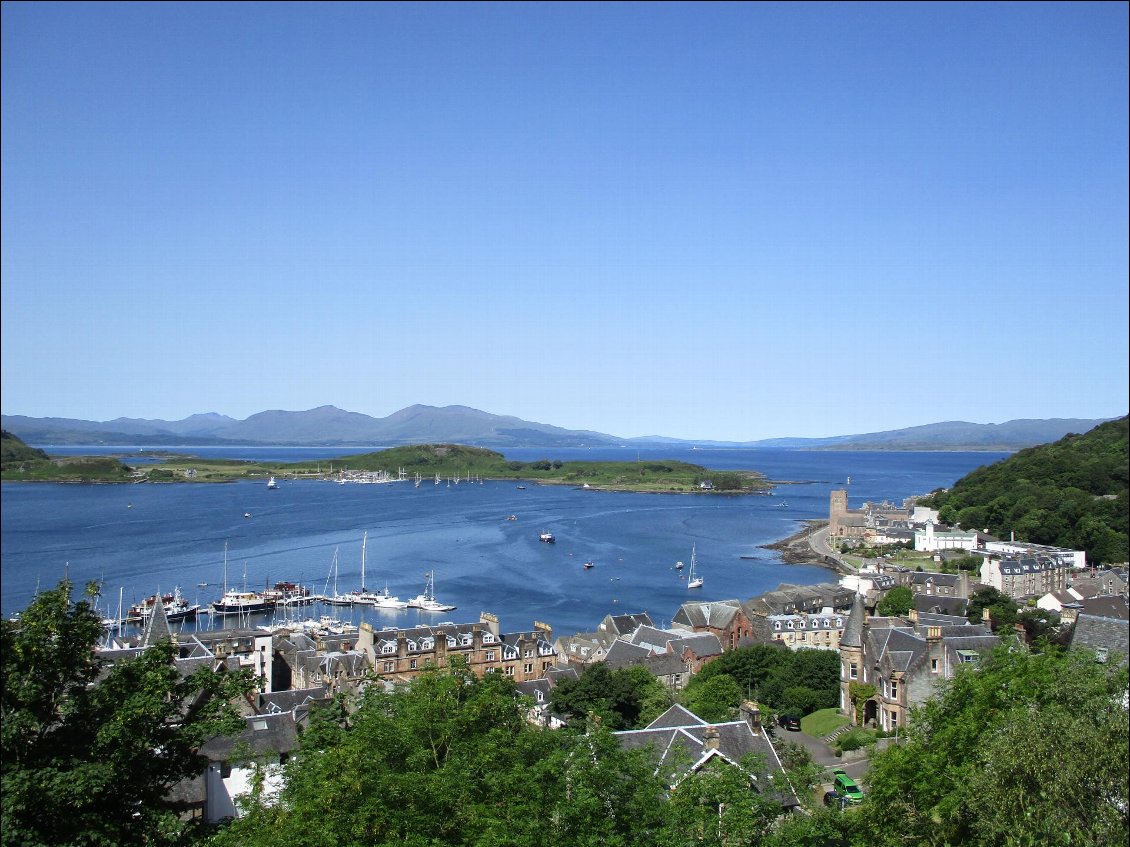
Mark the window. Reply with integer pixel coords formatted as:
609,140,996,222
383,661,394,672
774,622,781,630
524,648,533,658
410,659,417,670
505,666,515,676
931,658,939,673
849,662,858,680
486,650,496,662
407,640,417,651
890,682,898,699
523,663,533,674
482,633,494,643
381,644,395,655
460,635,472,647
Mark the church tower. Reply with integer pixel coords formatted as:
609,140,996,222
829,489,849,535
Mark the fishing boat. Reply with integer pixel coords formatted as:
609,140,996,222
539,530,556,543
674,560,684,570
407,571,456,612
212,543,274,615
126,586,200,624
686,544,704,589
583,561,595,570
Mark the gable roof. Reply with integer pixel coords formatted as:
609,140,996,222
1071,613,1130,666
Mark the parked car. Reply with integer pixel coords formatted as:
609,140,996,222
779,713,801,731
832,768,864,804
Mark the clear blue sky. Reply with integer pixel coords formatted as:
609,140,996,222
2,2,1127,441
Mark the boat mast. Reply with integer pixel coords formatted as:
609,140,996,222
222,541,229,594
361,532,367,592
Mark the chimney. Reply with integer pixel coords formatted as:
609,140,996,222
703,727,720,752
926,626,942,642
479,612,500,638
739,700,762,736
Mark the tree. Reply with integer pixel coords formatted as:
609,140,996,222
876,585,914,616
683,674,742,722
214,658,672,847
858,645,1129,847
550,663,670,730
1,580,254,847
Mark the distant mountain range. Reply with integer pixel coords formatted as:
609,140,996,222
0,406,1117,452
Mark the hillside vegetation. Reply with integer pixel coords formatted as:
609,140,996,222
926,416,1129,564
0,430,133,482
296,444,767,493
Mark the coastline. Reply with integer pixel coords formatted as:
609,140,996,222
762,519,839,570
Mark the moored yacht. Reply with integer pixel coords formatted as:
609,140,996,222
407,571,456,612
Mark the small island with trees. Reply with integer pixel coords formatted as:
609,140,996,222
0,434,770,494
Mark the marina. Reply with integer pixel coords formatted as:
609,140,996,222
1,447,1007,637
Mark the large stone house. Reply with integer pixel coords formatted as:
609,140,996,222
839,594,998,733
671,599,753,650
355,614,557,684
980,554,1070,600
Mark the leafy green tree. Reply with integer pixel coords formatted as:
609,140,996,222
858,645,1129,847
683,674,742,722
654,755,780,847
876,585,914,616
214,659,672,847
550,663,670,730
966,586,1018,627
1,580,254,847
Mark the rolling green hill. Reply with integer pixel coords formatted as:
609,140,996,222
926,416,1129,564
1,429,133,482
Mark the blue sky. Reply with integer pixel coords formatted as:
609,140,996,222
2,2,1127,441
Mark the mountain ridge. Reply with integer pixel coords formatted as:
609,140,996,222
0,407,1119,452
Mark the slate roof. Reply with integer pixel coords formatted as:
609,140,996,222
671,600,743,630
601,612,655,636
614,705,796,806
914,595,969,616
604,640,653,668
840,593,866,649
1071,613,1130,666
258,686,329,716
198,712,299,763
1081,596,1129,621
669,633,723,658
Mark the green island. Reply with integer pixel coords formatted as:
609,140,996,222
0,434,769,494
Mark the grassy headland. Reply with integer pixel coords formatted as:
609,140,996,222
1,438,769,493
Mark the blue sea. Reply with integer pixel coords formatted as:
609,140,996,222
1,447,1007,636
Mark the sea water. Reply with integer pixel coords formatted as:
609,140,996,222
0,447,1006,636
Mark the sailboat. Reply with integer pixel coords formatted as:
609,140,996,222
407,571,456,612
323,548,355,606
686,544,704,589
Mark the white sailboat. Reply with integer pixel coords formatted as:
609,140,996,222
407,571,456,612
686,544,704,589
323,548,354,606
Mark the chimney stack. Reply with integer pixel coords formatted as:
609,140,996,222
739,700,762,735
703,727,720,751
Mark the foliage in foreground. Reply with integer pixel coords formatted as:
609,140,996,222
1,580,255,847
858,644,1129,847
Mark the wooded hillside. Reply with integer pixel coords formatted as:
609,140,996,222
927,416,1129,563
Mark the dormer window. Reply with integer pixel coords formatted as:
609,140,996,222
482,633,494,643
381,644,395,655
421,638,434,650
460,635,472,647
446,636,456,648
773,622,781,630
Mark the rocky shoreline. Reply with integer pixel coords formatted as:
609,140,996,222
762,519,835,567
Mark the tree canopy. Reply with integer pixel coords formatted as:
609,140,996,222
1,580,255,847
927,416,1129,563
857,644,1129,847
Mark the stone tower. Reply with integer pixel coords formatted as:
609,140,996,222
829,489,849,535
839,592,866,723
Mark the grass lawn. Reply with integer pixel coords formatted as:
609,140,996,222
802,708,850,739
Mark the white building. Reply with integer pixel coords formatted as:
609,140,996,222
914,521,980,553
